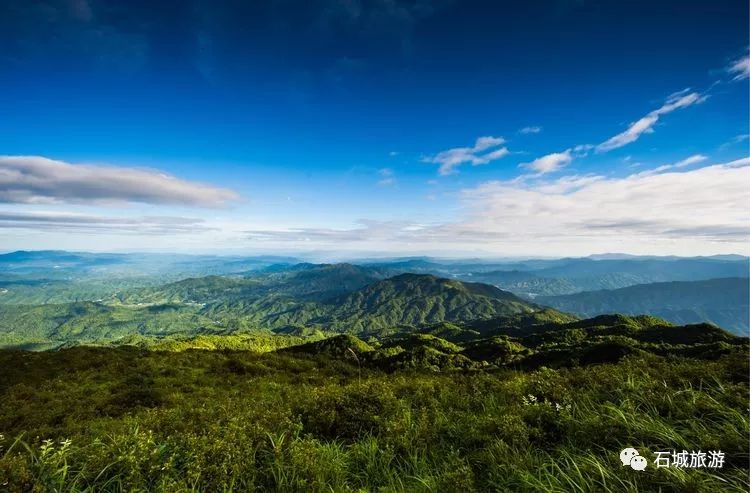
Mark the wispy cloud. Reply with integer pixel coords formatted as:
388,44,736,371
633,154,708,177
0,210,215,235
719,133,750,150
596,91,705,152
728,52,750,80
0,156,239,207
519,150,573,175
423,136,508,175
673,154,708,168
246,219,423,243
519,126,542,134
377,168,396,186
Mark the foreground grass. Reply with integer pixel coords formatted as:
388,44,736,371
0,347,748,492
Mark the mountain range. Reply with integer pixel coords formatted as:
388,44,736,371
0,251,747,349
539,278,749,334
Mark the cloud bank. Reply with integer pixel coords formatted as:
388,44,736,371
246,158,750,255
0,210,215,235
0,156,239,207
461,157,749,249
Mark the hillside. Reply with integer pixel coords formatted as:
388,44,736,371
367,256,749,297
300,274,539,334
0,273,542,347
276,313,744,371
0,315,747,492
118,263,390,305
125,272,541,335
539,278,750,335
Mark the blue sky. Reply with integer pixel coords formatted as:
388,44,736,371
0,0,748,257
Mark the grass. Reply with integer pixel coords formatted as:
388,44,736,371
0,345,747,492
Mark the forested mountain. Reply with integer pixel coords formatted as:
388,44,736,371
86,263,392,305
1,251,746,302
114,270,541,335
0,250,302,277
367,255,750,296
300,274,538,334
0,252,747,346
1,254,748,492
0,273,542,348
539,278,749,335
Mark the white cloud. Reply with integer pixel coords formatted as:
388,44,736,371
0,156,239,207
519,150,573,175
458,157,750,251
423,136,509,175
519,126,542,134
473,136,506,150
728,53,750,80
635,154,709,177
0,210,215,235
596,92,704,152
573,144,594,155
673,154,708,168
246,219,420,243
244,158,750,255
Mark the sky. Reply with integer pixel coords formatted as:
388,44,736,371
0,0,748,257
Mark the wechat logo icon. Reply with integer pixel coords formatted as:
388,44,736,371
620,448,647,470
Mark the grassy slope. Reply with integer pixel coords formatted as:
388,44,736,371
0,333,747,492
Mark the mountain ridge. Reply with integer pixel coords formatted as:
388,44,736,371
539,277,749,335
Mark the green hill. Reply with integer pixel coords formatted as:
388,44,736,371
304,274,539,334
0,273,542,347
538,278,749,335
1,311,747,491
124,273,541,336
118,263,390,305
272,314,745,372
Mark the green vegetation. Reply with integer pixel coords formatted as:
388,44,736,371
0,274,544,349
0,253,748,491
0,315,747,492
539,278,750,335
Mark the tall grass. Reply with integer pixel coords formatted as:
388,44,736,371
0,350,747,492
